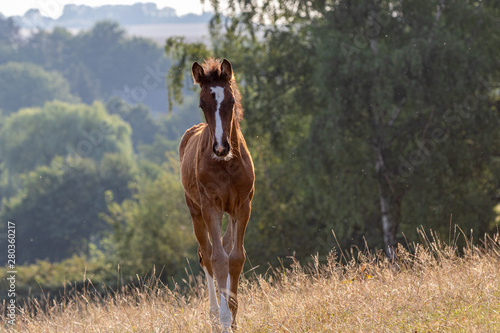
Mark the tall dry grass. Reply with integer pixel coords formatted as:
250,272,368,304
3,228,500,332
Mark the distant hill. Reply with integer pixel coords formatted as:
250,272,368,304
11,2,212,30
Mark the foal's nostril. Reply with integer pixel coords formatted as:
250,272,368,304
223,141,230,155
213,140,230,157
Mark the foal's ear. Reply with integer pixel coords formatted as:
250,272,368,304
192,61,205,85
220,59,233,81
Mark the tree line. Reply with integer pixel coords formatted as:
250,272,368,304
167,0,500,260
0,17,202,288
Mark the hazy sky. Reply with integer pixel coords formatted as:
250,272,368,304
0,0,210,18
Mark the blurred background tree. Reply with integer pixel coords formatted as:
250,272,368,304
168,0,500,262
0,11,203,294
0,101,136,263
101,155,196,283
106,97,161,150
0,101,133,174
0,15,21,64
0,62,77,113
1,155,135,263
309,0,500,257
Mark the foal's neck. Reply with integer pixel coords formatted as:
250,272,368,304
230,118,242,156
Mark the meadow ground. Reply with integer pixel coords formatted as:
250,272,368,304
2,229,500,332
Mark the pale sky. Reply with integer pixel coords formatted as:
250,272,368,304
0,0,210,18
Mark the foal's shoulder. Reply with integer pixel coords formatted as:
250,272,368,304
179,123,207,160
184,123,206,136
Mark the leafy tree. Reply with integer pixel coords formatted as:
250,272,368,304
162,93,205,140
1,154,135,263
18,21,168,104
0,16,21,64
308,0,500,256
75,21,168,97
106,97,161,150
137,135,179,165
101,157,196,281
0,101,133,175
167,0,500,263
0,62,77,113
20,27,101,103
76,21,127,95
105,95,203,163
20,27,74,72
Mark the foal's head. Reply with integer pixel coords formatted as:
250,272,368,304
192,58,242,160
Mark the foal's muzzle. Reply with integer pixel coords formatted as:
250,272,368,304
213,140,230,158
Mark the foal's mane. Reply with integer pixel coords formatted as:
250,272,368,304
201,58,244,124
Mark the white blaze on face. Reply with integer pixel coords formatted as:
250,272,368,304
210,86,225,146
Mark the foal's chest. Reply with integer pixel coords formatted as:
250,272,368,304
198,160,253,213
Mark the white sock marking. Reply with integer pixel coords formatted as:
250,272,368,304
210,86,225,147
203,267,219,317
219,274,232,331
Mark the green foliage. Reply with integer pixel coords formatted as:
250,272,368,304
165,37,211,110
161,93,204,140
105,95,203,163
310,0,500,249
101,158,196,281
0,254,114,299
19,27,101,103
77,21,165,96
0,62,77,113
0,18,203,285
16,21,168,104
1,155,135,264
0,16,20,64
137,135,179,165
0,101,136,264
168,0,500,264
106,97,161,150
0,101,133,175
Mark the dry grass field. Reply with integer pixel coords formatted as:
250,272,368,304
3,229,500,332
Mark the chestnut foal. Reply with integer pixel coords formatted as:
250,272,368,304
179,58,255,332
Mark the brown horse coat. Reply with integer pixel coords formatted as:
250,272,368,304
179,58,254,332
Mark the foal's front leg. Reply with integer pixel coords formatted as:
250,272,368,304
202,266,220,332
227,202,251,330
202,203,233,332
185,195,220,331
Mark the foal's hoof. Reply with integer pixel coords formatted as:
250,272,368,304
210,320,233,333
210,319,220,333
